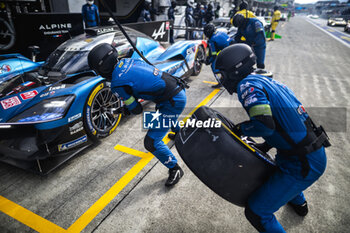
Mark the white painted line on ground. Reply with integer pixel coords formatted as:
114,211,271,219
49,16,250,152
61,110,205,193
306,18,350,49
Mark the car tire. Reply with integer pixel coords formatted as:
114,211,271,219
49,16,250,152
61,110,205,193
83,82,122,140
192,45,205,76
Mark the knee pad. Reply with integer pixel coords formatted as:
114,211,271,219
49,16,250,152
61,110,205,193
144,135,156,153
245,204,266,232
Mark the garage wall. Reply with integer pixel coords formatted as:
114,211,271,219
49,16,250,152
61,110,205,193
68,0,86,13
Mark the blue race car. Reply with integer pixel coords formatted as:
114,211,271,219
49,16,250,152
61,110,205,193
0,26,206,174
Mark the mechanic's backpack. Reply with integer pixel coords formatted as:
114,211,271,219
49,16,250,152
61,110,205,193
175,106,276,207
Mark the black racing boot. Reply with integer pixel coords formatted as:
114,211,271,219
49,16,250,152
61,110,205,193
211,83,222,88
165,164,184,187
288,201,308,217
168,132,177,140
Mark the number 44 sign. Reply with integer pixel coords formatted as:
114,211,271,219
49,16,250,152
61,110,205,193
152,22,168,40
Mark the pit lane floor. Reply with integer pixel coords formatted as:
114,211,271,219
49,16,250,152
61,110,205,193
1,16,350,232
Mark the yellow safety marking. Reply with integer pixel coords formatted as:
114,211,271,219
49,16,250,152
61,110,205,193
0,196,66,233
341,36,350,42
0,88,222,233
67,154,153,233
220,120,255,152
114,145,151,158
203,81,218,85
327,29,335,32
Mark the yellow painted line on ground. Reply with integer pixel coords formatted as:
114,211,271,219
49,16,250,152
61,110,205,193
203,80,218,85
114,145,150,158
327,29,335,32
0,195,66,233
67,153,153,233
341,36,350,42
0,88,222,233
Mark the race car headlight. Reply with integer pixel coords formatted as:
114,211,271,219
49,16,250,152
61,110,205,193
9,95,75,123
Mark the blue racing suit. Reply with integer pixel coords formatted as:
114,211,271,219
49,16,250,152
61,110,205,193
111,58,186,169
208,31,233,73
185,6,195,39
236,74,327,232
82,4,100,28
139,9,151,22
234,18,266,69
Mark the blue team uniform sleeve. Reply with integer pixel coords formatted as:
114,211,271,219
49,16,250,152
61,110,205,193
237,81,274,137
95,5,100,25
234,29,242,43
82,6,87,22
112,86,138,111
253,20,266,46
208,39,217,64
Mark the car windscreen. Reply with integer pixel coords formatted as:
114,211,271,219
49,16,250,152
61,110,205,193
43,50,90,74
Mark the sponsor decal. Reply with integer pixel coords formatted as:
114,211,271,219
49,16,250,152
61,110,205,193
57,135,87,152
49,84,66,91
69,121,84,135
297,105,306,115
20,90,38,100
166,21,170,30
249,87,255,92
241,90,248,99
68,113,82,122
1,96,21,110
118,61,124,68
0,64,11,74
86,105,96,135
39,23,72,31
153,68,159,76
40,91,55,98
244,94,258,107
240,82,251,92
88,83,104,106
143,110,221,130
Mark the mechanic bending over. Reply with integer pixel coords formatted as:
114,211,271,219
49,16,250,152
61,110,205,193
232,13,267,73
88,44,187,187
270,6,281,41
203,23,233,88
214,43,330,232
82,0,100,28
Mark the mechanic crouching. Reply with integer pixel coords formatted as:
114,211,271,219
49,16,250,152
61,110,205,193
88,43,187,187
231,13,266,73
203,23,233,88
214,44,330,232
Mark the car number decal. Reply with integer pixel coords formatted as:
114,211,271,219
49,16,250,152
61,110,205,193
1,96,21,109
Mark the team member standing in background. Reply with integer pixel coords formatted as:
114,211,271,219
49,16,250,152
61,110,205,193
270,6,281,41
82,0,100,28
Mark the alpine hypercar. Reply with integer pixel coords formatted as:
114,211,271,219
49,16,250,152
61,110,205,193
327,17,347,26
0,26,206,174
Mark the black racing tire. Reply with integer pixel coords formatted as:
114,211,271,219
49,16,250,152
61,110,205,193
83,82,122,140
192,45,205,76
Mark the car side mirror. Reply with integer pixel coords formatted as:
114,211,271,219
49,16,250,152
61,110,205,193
28,45,40,62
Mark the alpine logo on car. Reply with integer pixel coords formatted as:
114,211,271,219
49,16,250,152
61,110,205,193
152,22,166,40
57,135,87,152
20,90,38,100
39,23,72,30
1,96,21,110
49,84,66,91
68,113,82,122
69,121,84,135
